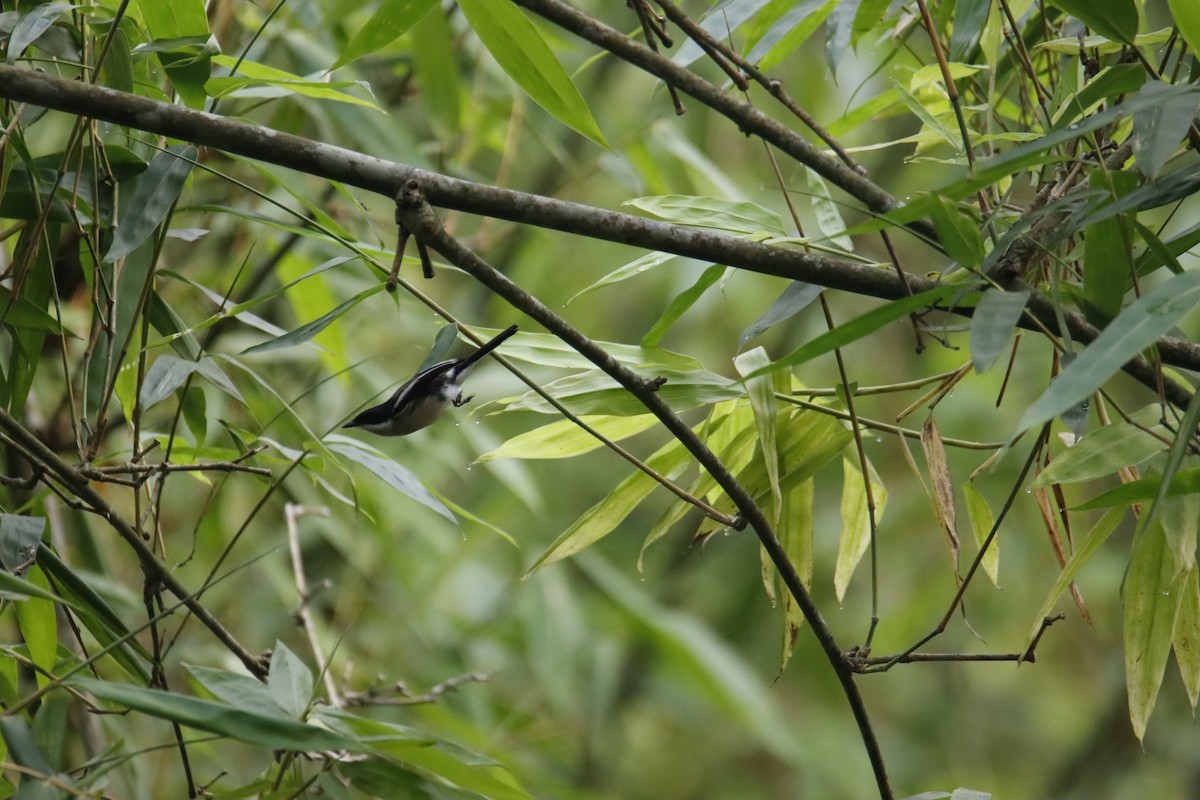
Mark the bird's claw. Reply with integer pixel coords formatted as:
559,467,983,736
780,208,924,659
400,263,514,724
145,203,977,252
453,392,474,408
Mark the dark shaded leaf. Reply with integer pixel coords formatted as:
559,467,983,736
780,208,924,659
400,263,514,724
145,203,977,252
738,281,821,350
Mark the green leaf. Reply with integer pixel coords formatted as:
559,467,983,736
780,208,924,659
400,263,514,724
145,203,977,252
970,288,1028,373
624,195,786,235
71,676,354,752
929,195,984,267
734,347,784,521
1076,467,1200,510
1082,170,1137,324
8,2,73,63
642,264,726,347
186,664,291,719
104,144,197,263
318,709,532,800
1026,507,1126,648
139,355,243,409
1033,405,1169,486
834,455,886,602
0,286,73,336
1169,0,1200,57
1015,271,1200,436
566,252,677,304
13,566,56,688
744,284,973,378
269,642,315,718
331,0,439,70
1132,80,1198,179
738,281,821,350
238,284,384,355
964,482,999,585
805,168,852,250
950,0,991,60
327,438,455,523
1051,64,1147,131
475,327,701,371
478,415,659,461
749,0,839,71
457,0,607,146
206,67,380,109
525,438,691,575
1174,566,1200,710
1047,0,1137,43
37,545,152,682
1125,519,1185,741
0,514,44,572
872,84,1200,230
503,368,742,417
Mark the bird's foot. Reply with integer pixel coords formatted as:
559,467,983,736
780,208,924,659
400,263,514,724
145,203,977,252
452,392,474,407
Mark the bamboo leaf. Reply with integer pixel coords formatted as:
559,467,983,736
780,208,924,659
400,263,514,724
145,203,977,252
331,0,439,70
71,677,354,752
1125,520,1185,741
104,145,196,263
970,288,1029,373
1015,271,1200,437
478,415,659,461
458,0,607,146
625,195,786,235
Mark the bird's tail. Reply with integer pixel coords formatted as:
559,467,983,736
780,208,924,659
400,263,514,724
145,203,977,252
458,324,518,371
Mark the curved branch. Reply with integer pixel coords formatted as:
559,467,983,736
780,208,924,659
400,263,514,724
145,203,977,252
394,182,895,800
0,65,1193,409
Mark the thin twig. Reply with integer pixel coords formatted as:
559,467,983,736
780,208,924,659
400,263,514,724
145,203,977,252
0,407,268,679
285,503,341,707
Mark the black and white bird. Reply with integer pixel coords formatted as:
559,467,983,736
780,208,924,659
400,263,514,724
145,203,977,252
343,324,518,436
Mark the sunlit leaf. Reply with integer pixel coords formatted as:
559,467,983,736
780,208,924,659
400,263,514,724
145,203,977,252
834,455,886,602
331,0,439,70
964,482,999,585
458,0,607,146
478,415,659,461
1170,0,1200,57
735,347,784,520
1175,566,1200,710
525,438,691,575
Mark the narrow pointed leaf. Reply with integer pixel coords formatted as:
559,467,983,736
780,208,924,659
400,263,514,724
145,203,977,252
104,145,196,263
1125,520,1185,741
1015,271,1200,437
458,0,607,146
970,289,1029,373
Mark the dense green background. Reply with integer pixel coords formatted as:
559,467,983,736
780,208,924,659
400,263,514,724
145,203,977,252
0,0,1198,798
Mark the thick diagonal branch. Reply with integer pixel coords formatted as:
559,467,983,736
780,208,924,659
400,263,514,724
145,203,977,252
0,66,1193,408
393,182,894,800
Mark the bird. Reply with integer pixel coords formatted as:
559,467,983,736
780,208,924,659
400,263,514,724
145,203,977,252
343,324,518,436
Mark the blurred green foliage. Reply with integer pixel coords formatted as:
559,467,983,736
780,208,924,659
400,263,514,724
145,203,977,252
0,0,1198,798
